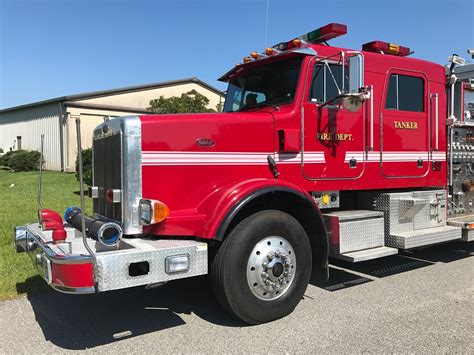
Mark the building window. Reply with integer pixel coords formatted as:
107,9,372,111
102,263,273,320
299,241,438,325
385,74,424,112
309,63,348,103
16,136,22,150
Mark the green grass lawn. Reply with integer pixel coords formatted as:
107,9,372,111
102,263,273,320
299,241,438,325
0,170,91,300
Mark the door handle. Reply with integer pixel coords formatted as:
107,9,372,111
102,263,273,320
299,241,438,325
368,85,374,151
431,93,439,151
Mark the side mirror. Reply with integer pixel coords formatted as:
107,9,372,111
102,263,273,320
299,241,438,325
342,94,365,112
348,54,364,93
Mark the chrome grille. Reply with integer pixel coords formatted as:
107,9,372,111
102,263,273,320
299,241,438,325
93,132,122,222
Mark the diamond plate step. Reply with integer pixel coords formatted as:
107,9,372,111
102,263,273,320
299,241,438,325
461,229,474,242
335,246,398,262
389,225,462,249
447,215,474,242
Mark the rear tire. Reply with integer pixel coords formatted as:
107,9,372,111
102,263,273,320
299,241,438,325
211,210,312,324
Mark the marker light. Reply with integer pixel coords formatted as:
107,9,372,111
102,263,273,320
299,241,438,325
273,38,300,51
265,47,275,55
250,52,259,59
292,38,302,47
106,189,121,203
243,57,251,63
306,23,347,43
362,41,411,56
139,199,170,225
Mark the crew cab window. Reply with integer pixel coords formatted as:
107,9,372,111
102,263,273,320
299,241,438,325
385,74,424,112
309,63,348,103
223,57,303,112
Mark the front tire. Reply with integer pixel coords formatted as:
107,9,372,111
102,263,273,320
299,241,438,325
211,210,312,324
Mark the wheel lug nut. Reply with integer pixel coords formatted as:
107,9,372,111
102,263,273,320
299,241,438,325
265,280,272,286
262,261,268,268
261,272,268,279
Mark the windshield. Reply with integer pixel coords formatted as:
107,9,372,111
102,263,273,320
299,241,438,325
223,57,304,112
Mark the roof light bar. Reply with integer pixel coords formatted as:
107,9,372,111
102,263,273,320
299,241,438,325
273,23,347,51
362,41,411,56
304,23,347,43
240,23,348,65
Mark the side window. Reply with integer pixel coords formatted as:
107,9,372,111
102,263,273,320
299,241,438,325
309,63,348,103
310,65,324,102
385,74,424,112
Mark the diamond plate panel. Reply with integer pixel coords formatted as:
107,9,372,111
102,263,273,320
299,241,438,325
96,239,208,292
337,246,398,262
324,210,384,255
339,218,384,254
359,190,449,247
389,225,461,249
462,229,474,242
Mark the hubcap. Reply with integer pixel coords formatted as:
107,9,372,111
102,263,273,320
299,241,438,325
246,236,296,301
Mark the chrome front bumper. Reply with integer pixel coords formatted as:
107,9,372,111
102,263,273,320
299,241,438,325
14,223,208,294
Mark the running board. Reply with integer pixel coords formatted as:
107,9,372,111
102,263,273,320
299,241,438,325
389,225,462,249
335,246,398,263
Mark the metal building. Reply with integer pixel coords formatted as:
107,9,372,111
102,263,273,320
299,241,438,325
0,78,224,171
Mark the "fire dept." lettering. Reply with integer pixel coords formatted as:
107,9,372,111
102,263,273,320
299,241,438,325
316,133,353,141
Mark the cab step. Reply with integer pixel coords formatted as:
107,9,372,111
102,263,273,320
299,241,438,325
389,225,461,249
336,246,398,262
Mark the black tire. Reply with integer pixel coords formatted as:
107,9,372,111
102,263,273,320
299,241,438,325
211,210,312,324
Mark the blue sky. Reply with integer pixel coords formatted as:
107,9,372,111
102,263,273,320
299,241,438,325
0,0,472,109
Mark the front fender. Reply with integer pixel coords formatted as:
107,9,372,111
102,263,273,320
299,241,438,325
198,178,319,240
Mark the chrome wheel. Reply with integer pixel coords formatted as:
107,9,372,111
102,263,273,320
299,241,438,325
246,236,296,301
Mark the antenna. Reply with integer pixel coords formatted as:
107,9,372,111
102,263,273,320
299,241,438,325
37,134,44,224
264,0,269,47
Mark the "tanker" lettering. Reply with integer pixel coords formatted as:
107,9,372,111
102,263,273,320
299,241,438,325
394,121,418,129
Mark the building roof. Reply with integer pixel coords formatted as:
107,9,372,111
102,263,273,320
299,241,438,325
0,77,224,113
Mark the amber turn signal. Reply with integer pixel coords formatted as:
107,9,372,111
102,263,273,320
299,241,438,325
139,199,170,225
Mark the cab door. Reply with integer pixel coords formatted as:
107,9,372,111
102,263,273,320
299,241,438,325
302,58,365,180
381,70,430,177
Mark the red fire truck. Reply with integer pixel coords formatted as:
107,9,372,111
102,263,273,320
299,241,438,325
15,23,474,324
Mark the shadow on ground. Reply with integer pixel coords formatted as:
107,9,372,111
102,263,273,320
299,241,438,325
18,241,473,350
311,240,474,290
19,275,243,350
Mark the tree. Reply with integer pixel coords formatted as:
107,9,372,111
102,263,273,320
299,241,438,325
75,148,93,186
147,89,216,114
